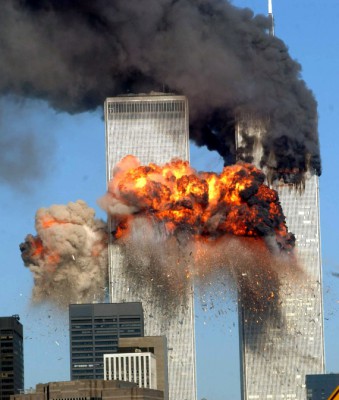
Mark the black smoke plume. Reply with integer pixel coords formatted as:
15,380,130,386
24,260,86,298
1,0,320,183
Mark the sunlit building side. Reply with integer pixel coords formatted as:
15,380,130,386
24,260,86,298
236,115,325,400
104,352,157,389
104,94,196,400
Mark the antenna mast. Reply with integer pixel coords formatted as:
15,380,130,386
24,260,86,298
268,0,275,36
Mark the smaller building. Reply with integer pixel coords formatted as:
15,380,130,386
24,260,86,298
118,336,169,400
69,303,144,380
306,373,339,400
0,315,24,400
104,352,157,389
10,379,163,400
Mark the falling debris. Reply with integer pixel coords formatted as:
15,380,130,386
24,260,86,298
21,154,300,328
20,200,108,307
99,155,300,323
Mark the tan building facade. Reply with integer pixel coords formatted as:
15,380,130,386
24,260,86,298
10,380,163,400
118,336,169,400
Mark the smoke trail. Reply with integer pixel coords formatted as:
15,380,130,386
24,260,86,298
1,0,320,182
20,200,108,307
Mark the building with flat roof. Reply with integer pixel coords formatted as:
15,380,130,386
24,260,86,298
69,303,144,380
104,94,196,400
10,379,163,400
0,315,24,400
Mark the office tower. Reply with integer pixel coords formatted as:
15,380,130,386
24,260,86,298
104,352,157,389
11,380,164,400
104,94,196,400
0,315,24,400
118,336,169,400
69,303,144,380
236,116,325,400
306,374,339,400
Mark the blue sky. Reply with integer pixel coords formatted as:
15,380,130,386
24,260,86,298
1,1,339,400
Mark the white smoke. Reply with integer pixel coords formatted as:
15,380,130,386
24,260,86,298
20,200,108,308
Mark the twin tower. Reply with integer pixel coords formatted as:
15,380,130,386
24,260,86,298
104,94,324,400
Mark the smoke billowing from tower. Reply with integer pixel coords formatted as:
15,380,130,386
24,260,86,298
1,0,320,184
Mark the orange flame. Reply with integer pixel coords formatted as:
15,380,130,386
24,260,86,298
41,217,67,229
31,237,44,256
27,236,61,266
107,156,294,251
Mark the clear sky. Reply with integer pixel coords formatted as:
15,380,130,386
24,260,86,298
1,1,339,400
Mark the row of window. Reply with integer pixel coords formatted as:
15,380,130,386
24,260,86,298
0,378,14,384
72,341,117,348
72,359,108,364
107,101,185,114
71,316,141,323
73,350,116,358
71,325,141,332
71,330,141,340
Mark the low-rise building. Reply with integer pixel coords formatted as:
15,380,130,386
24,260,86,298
117,336,168,400
10,379,163,400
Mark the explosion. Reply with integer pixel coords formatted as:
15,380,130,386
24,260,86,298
99,155,294,248
20,200,108,307
20,155,297,328
20,156,299,328
98,155,298,321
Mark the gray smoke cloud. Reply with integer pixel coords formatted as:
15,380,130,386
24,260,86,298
20,200,108,307
1,0,320,183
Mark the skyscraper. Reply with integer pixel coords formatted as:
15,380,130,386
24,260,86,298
69,303,144,380
236,116,325,400
104,94,196,400
0,315,24,400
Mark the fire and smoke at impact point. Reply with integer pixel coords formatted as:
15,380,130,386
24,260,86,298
0,0,321,323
